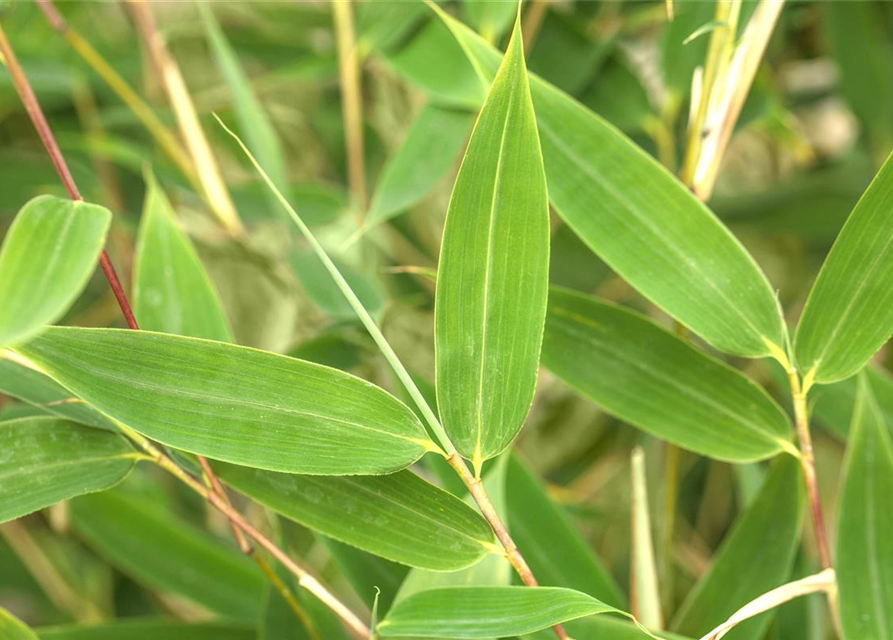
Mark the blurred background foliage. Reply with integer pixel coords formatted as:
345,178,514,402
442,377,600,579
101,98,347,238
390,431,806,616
0,1,888,637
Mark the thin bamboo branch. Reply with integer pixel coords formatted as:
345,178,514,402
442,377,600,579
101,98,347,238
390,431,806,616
333,0,367,212
125,0,244,236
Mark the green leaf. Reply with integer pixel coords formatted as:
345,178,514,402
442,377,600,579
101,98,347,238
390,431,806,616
435,16,550,468
542,288,794,462
505,455,624,607
0,195,111,348
133,171,232,342
794,152,893,384
836,373,893,640
368,104,473,225
214,463,495,571
36,619,254,640
16,328,434,475
378,586,623,638
0,607,38,640
289,246,385,321
324,539,408,616
812,365,893,440
433,7,785,359
70,489,265,621
462,0,516,43
670,456,804,640
0,417,138,523
0,358,114,430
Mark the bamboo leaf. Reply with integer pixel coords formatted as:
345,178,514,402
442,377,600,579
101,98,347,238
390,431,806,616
0,195,110,348
795,152,893,384
368,104,473,225
433,7,785,358
836,373,893,640
214,464,496,571
0,417,138,523
378,586,624,638
70,489,265,621
542,288,794,462
812,365,893,441
505,455,625,608
324,539,408,618
133,170,232,342
670,456,804,640
16,328,434,475
462,0,517,44
36,619,254,640
0,608,38,640
435,15,550,468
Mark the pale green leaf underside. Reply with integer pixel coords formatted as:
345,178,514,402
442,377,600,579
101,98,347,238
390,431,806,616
670,456,803,639
378,586,622,638
36,619,254,640
215,463,495,571
0,416,137,523
836,374,893,640
1,608,39,640
433,9,785,359
542,288,793,463
0,195,110,348
16,328,433,475
71,490,265,621
435,17,550,466
795,151,893,384
134,171,232,342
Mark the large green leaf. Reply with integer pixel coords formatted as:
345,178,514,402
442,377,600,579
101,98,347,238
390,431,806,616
16,328,434,475
214,463,496,571
0,195,111,348
795,152,893,384
133,171,232,342
0,417,138,523
435,16,550,468
434,8,785,359
670,456,803,640
0,608,38,640
70,489,265,621
378,586,622,638
836,374,893,640
368,104,472,225
37,620,254,640
542,288,794,462
505,455,624,607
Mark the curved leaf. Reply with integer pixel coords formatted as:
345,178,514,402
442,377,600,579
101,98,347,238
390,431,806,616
0,195,110,348
378,586,622,638
0,417,138,523
795,151,893,384
837,374,893,640
435,16,550,467
542,288,794,462
16,328,434,475
133,171,232,342
214,464,495,571
433,7,785,358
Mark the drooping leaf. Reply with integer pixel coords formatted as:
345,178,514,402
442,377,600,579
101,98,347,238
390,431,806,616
836,374,893,640
368,104,473,225
433,7,785,359
435,16,550,468
0,195,111,348
70,489,265,621
542,288,794,462
16,328,434,475
214,463,495,571
505,455,624,607
36,619,254,640
671,456,804,640
133,170,232,342
795,151,893,384
0,417,138,523
0,358,114,430
378,586,623,638
0,607,38,640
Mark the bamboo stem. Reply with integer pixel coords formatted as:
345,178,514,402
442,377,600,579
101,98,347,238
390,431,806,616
333,0,367,212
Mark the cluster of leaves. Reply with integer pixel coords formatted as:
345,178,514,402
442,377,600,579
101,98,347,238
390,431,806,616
0,2,892,640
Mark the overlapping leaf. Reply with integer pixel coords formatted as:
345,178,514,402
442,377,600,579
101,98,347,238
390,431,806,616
435,15,550,467
16,328,434,475
0,195,110,348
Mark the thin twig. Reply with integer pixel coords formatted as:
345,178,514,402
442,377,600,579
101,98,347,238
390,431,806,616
333,0,367,212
